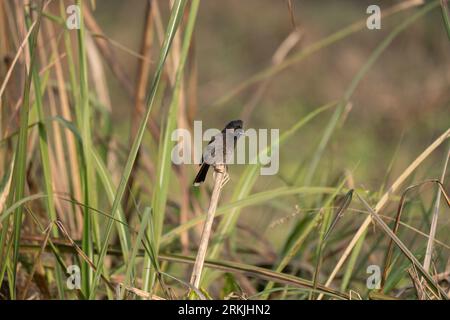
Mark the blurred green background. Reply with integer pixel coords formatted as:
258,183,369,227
90,0,450,235
92,0,449,182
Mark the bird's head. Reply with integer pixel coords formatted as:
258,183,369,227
223,120,245,138
224,120,243,130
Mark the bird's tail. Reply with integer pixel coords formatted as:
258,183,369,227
193,163,210,186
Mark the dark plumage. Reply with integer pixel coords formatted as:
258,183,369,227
193,120,244,186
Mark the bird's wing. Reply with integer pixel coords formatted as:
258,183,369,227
200,135,216,164
203,133,225,165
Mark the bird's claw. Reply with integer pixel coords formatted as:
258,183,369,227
220,172,230,189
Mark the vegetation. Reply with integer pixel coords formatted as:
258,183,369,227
0,0,449,300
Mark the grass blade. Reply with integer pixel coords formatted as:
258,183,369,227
440,0,450,40
162,186,341,246
142,0,199,292
25,8,65,298
261,180,347,299
5,0,44,299
122,207,152,299
159,254,349,300
89,0,188,298
356,192,448,299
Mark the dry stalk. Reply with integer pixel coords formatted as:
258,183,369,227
189,164,226,289
423,147,450,272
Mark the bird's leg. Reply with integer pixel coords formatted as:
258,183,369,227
220,166,230,189
213,164,229,190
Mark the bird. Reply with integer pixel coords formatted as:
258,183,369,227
193,120,244,186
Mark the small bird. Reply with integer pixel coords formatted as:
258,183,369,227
193,120,244,186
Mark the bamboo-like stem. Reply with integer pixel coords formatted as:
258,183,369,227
190,164,226,289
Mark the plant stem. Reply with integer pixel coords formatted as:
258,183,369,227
190,164,226,289
423,146,449,271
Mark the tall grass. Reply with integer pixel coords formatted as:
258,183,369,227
1,0,45,300
0,0,448,300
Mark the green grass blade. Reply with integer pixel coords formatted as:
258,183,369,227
1,194,48,225
162,186,341,245
356,192,448,299
0,157,14,290
261,180,347,299
310,189,353,300
75,0,98,297
159,254,349,300
5,0,44,299
89,0,188,299
25,11,66,299
92,150,131,259
122,207,152,299
441,0,450,40
340,231,366,293
142,0,199,292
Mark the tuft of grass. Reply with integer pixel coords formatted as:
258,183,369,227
1,0,45,300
